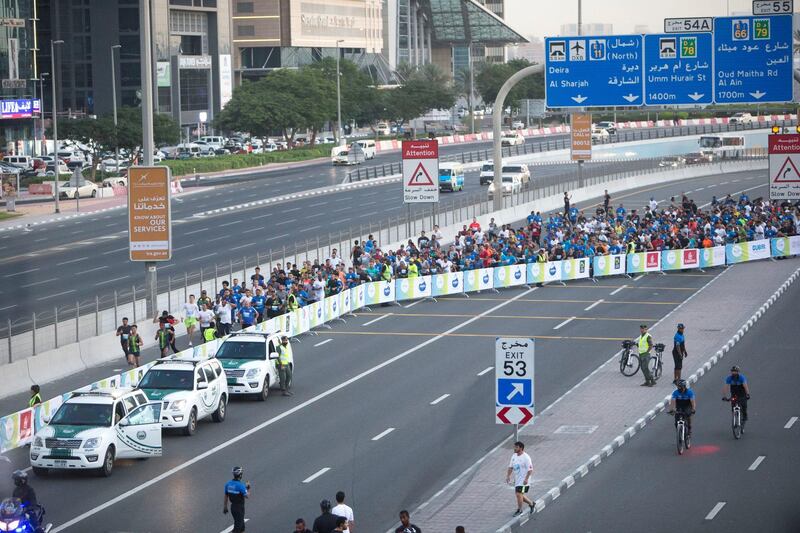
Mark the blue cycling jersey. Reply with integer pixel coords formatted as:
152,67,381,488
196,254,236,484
672,388,695,411
224,480,248,505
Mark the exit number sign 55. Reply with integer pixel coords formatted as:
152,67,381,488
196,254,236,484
752,0,793,15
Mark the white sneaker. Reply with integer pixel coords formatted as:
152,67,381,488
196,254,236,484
189,341,193,346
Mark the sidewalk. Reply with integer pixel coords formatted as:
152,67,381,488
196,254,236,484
410,257,800,532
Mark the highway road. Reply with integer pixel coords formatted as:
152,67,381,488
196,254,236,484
523,278,800,533
0,133,671,325
0,174,777,532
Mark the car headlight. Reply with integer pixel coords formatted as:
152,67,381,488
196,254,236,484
245,368,261,379
171,399,187,411
83,437,101,449
1,519,20,531
33,436,43,447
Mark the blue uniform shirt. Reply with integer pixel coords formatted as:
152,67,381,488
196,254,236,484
671,388,695,410
240,307,257,325
725,374,748,396
224,479,248,505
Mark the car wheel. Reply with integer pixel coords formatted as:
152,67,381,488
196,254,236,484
31,466,48,477
258,377,270,402
212,395,227,422
98,446,115,477
91,189,97,198
183,407,197,436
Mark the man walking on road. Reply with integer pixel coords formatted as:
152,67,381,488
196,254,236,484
506,441,534,516
155,321,175,358
331,491,354,533
277,335,293,396
116,317,132,363
223,466,250,533
672,323,688,384
312,499,337,533
637,324,656,387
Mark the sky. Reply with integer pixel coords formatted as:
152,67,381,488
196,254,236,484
504,0,770,39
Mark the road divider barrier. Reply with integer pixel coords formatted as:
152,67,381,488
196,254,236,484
2,236,799,454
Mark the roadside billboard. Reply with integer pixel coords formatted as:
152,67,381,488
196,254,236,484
128,166,172,261
571,113,591,161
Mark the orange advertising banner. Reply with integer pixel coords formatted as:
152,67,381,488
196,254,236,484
128,166,172,261
571,113,592,161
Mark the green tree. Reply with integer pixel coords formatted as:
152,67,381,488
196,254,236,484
383,63,456,129
475,59,543,109
58,116,114,181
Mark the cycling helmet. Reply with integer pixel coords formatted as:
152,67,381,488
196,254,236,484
676,379,687,390
232,466,243,479
320,499,332,512
11,470,27,487
730,365,740,372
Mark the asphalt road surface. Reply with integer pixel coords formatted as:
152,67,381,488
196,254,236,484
0,174,777,533
0,135,670,324
524,278,800,533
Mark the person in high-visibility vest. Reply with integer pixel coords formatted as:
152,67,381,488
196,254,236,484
277,336,294,396
637,324,655,387
29,385,42,408
407,259,419,278
286,289,299,313
626,240,636,255
203,321,218,343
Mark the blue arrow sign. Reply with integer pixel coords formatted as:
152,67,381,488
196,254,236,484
713,15,793,104
545,35,643,108
644,33,713,105
497,378,532,406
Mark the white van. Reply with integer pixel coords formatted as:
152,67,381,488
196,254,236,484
3,155,32,169
199,136,225,150
376,122,391,136
354,139,376,160
176,143,202,158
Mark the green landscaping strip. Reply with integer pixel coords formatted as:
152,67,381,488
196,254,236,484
162,146,335,177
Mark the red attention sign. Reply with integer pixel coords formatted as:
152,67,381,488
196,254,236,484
402,140,439,159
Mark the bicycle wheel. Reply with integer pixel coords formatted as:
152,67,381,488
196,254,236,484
650,355,663,381
732,409,742,439
677,423,685,455
620,352,640,376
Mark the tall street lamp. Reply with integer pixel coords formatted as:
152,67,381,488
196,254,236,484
111,44,122,176
38,73,48,157
51,39,64,214
336,39,345,146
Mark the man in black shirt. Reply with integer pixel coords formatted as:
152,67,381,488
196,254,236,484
12,470,41,532
294,518,312,533
395,510,421,533
312,500,338,533
115,317,132,361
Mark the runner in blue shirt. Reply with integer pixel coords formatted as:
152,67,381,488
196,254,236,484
238,301,258,330
251,289,266,323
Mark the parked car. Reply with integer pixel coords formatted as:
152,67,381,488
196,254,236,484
44,162,71,176
591,127,610,143
100,159,130,174
102,176,127,187
511,121,525,130
501,132,525,147
58,179,99,199
3,155,33,169
193,141,217,156
729,112,754,124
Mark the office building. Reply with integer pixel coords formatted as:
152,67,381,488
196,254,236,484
38,0,232,137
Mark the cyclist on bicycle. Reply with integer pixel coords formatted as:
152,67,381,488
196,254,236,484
669,379,696,438
723,365,750,425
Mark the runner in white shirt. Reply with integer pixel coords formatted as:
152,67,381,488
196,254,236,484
505,441,534,516
182,295,200,346
197,305,215,339
331,491,354,533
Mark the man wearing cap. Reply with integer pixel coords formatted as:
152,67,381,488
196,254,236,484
277,336,293,396
672,323,688,384
637,324,656,387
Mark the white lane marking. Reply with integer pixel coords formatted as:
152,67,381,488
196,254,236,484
229,242,256,251
219,518,250,533
83,266,109,274
284,207,302,212
553,317,575,330
207,236,227,243
332,207,350,213
172,244,194,252
477,366,494,376
748,456,765,471
95,276,130,286
33,238,47,242
4,268,40,277
275,219,296,226
610,284,627,295
38,289,75,300
371,428,395,441
20,279,57,288
242,227,261,234
584,299,603,311
265,233,289,241
404,300,423,309
0,305,17,311
191,253,217,262
313,339,333,347
300,225,321,232
102,246,128,255
56,256,88,266
705,502,726,520
785,416,798,429
302,467,331,484
48,287,535,533
218,220,239,228
696,187,705,191
330,218,351,224
184,228,205,236
430,394,450,405
362,314,391,326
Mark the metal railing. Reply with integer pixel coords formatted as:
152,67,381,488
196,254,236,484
0,150,769,364
345,119,792,183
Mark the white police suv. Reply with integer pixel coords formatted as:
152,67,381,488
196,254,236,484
30,388,161,477
136,358,228,436
214,332,285,401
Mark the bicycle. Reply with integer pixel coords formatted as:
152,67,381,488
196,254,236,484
723,396,743,439
668,409,692,455
619,340,640,376
649,343,665,382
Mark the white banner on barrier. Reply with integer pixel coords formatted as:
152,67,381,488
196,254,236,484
726,240,771,264
325,294,340,321
340,289,352,315
464,268,493,292
592,254,626,277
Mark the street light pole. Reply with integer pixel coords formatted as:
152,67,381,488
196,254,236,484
468,42,475,135
51,39,64,214
336,39,344,146
111,44,121,176
39,73,47,157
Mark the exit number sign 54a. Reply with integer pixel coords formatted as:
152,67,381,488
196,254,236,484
664,17,713,33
